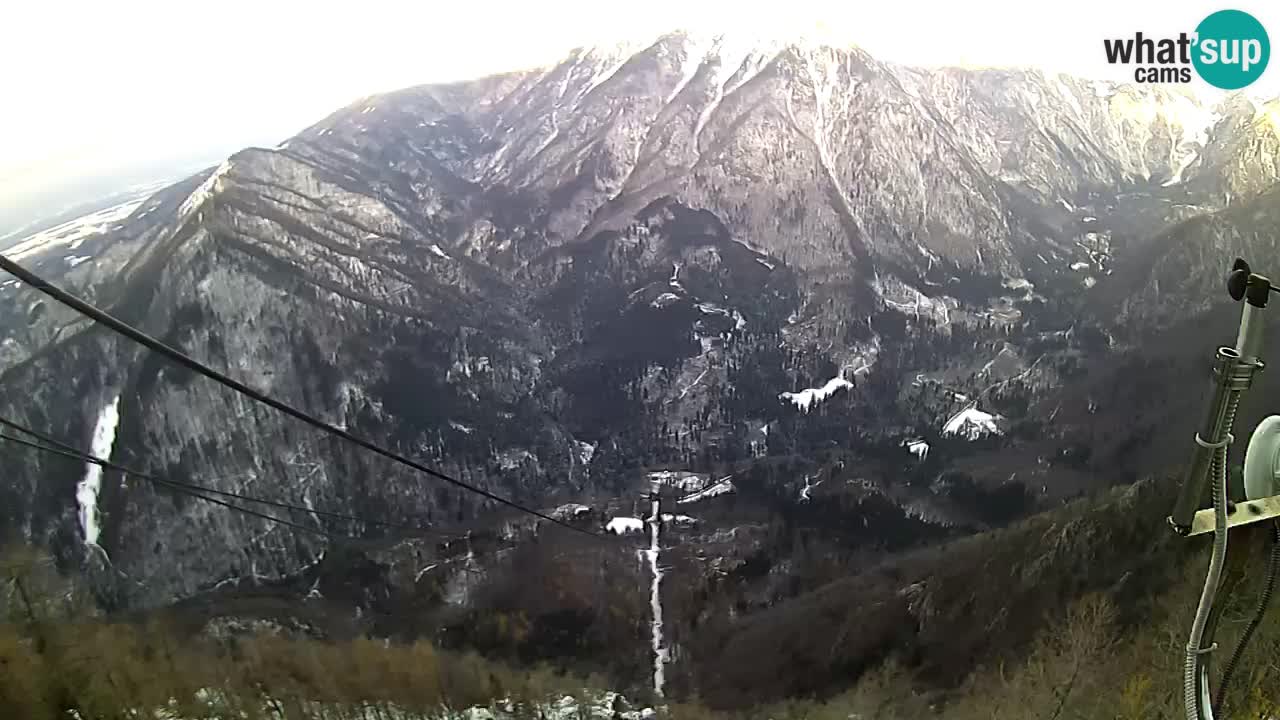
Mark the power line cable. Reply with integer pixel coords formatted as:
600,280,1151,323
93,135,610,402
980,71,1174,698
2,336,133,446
0,432,350,540
0,254,607,540
0,416,458,538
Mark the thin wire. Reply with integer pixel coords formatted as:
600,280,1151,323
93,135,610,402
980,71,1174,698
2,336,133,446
0,417,458,538
0,254,607,540
0,432,349,540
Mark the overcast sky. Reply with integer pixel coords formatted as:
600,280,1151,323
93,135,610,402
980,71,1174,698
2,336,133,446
3,0,1278,231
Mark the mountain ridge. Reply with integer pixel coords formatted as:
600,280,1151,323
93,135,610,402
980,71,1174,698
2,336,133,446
1,32,1278,639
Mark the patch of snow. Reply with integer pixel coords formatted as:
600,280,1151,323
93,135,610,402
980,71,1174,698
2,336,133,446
581,47,632,97
756,257,776,270
799,473,820,502
665,39,705,104
874,275,952,326
530,123,562,161
692,36,768,144
1053,75,1085,117
677,476,735,504
430,243,449,258
696,302,728,317
449,420,475,434
780,376,853,412
941,406,1002,441
917,242,941,263
413,563,439,583
7,197,146,261
496,449,533,470
651,292,683,308
668,262,683,290
78,396,121,558
575,440,597,465
649,470,704,492
1163,150,1199,186
1058,198,1075,212
660,513,697,526
65,255,91,267
607,517,645,534
553,504,593,521
904,438,930,461
1070,261,1091,271
1083,276,1098,289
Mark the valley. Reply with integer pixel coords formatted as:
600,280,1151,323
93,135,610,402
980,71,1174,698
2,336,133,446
3,29,1280,710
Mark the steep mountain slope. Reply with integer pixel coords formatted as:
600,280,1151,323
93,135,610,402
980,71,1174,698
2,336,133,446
1,31,1279,618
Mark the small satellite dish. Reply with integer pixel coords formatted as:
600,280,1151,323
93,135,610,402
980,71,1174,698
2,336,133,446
1243,416,1280,500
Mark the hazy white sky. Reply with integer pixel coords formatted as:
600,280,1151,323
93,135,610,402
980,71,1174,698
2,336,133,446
2,0,1278,225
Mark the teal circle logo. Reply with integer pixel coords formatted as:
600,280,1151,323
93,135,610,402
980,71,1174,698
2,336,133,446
1192,10,1270,90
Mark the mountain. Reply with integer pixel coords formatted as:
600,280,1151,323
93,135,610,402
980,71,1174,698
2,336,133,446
3,30,1280,696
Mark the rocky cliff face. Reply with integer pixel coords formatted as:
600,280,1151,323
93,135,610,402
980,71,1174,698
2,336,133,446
2,31,1279,612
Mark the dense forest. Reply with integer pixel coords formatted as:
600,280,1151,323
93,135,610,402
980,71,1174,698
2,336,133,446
6,516,1280,720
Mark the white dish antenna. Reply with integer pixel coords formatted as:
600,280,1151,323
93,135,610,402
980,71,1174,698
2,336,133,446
1244,415,1280,500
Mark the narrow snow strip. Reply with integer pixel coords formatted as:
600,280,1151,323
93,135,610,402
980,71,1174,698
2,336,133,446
678,367,710,399
651,292,683,308
647,494,667,697
78,396,122,556
666,41,704,104
583,53,630,97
